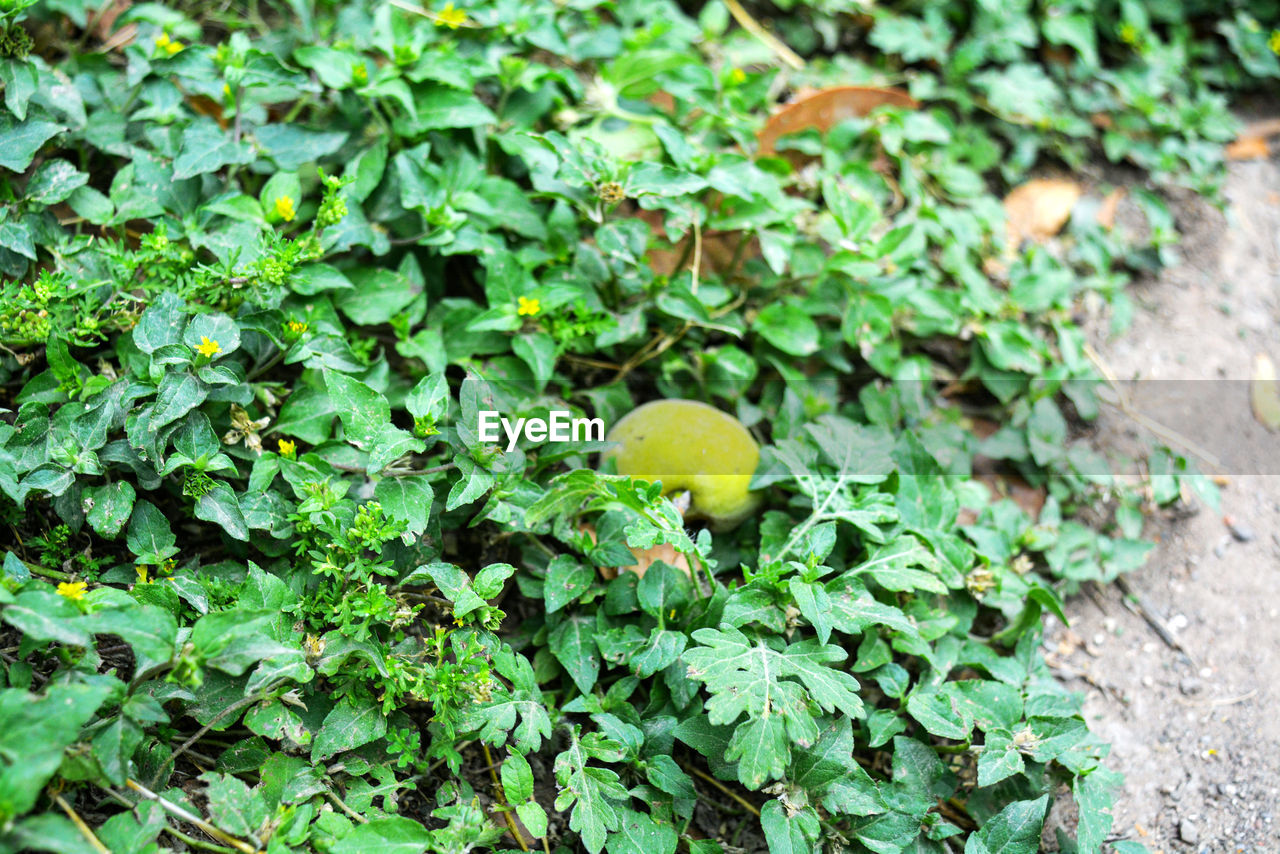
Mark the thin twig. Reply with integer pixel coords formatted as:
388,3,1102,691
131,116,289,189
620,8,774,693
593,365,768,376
53,792,110,854
1083,343,1223,470
150,692,269,788
326,790,370,824
1114,576,1198,668
689,213,703,295
125,779,258,854
721,0,804,70
329,461,457,478
682,763,760,818
483,742,531,852
1175,688,1257,708
164,825,240,854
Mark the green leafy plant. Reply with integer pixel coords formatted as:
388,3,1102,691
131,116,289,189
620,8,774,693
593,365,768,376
0,0,1259,851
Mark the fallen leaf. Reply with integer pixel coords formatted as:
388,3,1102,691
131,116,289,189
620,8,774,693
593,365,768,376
636,206,745,278
1225,135,1269,161
580,523,691,579
1250,353,1280,430
1225,117,1280,161
93,0,133,40
1095,187,1126,230
975,473,1047,521
1003,178,1082,250
757,85,917,156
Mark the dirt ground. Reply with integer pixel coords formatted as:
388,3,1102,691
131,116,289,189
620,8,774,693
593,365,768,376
1047,154,1280,852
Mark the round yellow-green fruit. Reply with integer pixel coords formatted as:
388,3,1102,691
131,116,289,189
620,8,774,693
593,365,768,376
605,399,760,529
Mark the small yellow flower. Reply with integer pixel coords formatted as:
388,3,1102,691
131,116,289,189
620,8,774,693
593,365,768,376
1269,29,1280,55
274,195,296,222
730,68,746,85
278,438,297,458
516,296,541,317
155,34,184,55
136,565,150,585
285,319,309,334
57,581,88,601
1118,22,1139,45
196,336,222,358
353,64,368,84
435,2,467,28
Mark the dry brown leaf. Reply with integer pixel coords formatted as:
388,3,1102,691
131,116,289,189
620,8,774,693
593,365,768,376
580,523,691,580
1250,353,1280,431
757,85,917,156
1096,187,1126,230
1225,135,1270,161
634,206,745,278
92,0,133,40
1237,117,1280,140
1003,178,1083,250
975,473,1047,521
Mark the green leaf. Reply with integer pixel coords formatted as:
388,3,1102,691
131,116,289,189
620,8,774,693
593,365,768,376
85,481,136,539
330,816,432,854
977,730,1025,788
0,221,35,260
195,483,250,541
292,262,354,295
173,118,255,179
1,590,93,647
275,386,339,443
754,302,820,356
200,772,269,839
255,124,348,170
184,312,241,358
1073,769,1119,854
400,84,496,132
133,291,187,354
335,269,418,326
631,628,686,678
553,728,627,854
418,562,487,620
0,116,63,172
126,499,179,563
375,477,433,536
607,808,679,854
544,554,593,613
25,159,89,204
549,613,599,694
151,372,208,432
311,696,388,761
0,60,38,121
500,750,534,801
967,795,1048,854
0,682,112,821
84,605,177,673
760,799,821,854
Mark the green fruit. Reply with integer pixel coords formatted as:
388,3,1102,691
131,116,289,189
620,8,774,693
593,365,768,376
605,399,760,529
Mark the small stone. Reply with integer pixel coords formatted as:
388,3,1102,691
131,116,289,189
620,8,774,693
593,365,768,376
1228,520,1257,542
1213,537,1230,558
1180,819,1200,844
1180,677,1205,696
1168,613,1189,632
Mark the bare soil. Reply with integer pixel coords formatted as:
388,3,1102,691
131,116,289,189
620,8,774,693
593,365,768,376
1048,155,1280,853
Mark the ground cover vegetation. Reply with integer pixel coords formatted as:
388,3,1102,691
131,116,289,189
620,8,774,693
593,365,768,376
0,0,1277,851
